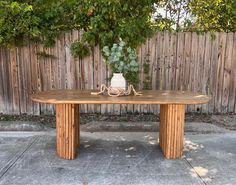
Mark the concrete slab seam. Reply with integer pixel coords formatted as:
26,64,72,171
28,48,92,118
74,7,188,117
0,136,40,180
183,156,207,185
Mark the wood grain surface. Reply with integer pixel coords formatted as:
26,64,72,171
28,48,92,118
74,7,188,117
56,104,79,160
31,90,211,105
159,104,185,159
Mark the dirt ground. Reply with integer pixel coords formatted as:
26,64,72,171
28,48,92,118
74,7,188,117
0,113,235,130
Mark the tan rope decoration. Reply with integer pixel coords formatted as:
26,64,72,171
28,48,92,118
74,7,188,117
91,84,142,97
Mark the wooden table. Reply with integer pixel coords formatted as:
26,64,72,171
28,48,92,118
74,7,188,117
31,90,211,160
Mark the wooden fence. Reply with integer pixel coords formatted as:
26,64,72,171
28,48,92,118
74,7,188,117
0,31,235,115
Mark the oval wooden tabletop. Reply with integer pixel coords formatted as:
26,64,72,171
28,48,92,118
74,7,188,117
31,90,211,105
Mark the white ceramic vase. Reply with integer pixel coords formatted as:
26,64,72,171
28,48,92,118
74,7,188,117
110,73,126,90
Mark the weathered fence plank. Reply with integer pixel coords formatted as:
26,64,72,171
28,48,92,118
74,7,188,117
216,33,227,113
0,32,235,115
0,47,4,112
228,33,236,113
209,33,219,113
222,33,234,113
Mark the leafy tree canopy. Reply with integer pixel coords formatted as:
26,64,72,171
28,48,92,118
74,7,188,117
0,0,166,50
0,1,40,46
188,0,236,32
158,0,236,32
0,0,235,53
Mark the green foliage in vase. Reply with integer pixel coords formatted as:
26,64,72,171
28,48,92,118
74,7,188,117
103,39,139,85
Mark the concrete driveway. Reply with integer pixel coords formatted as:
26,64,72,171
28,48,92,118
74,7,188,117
0,130,235,185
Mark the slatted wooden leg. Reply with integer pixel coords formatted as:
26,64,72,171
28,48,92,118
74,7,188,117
159,104,185,159
77,105,80,149
56,104,80,160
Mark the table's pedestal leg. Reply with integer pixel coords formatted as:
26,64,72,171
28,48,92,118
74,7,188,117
56,104,80,160
159,104,185,159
